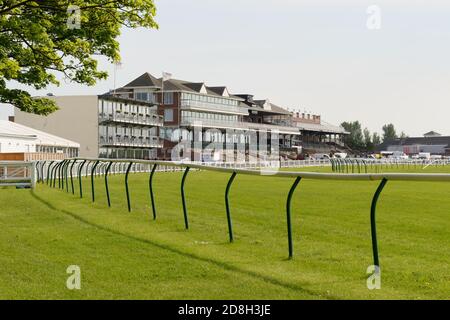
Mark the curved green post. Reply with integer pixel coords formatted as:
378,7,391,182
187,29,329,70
371,178,388,269
105,161,113,207
53,161,61,188
64,160,70,192
70,160,76,194
46,161,54,185
149,164,158,220
181,167,190,229
286,176,302,259
49,161,57,186
125,162,133,212
78,160,87,198
58,160,64,189
91,160,100,202
225,172,237,243
61,160,67,189
35,161,40,183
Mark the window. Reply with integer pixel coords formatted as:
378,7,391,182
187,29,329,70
135,92,148,101
164,92,174,104
164,109,174,122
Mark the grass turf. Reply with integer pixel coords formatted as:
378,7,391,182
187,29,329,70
0,166,449,299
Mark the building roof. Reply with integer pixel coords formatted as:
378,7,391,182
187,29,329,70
295,121,347,134
0,120,80,148
423,131,441,137
123,72,162,88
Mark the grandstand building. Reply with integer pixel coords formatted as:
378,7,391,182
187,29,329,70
15,95,164,159
109,72,347,160
14,72,347,161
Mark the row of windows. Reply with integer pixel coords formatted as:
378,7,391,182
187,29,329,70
181,111,239,122
99,125,157,137
159,128,252,143
99,148,158,160
135,92,157,103
99,99,157,116
134,92,174,105
181,93,238,106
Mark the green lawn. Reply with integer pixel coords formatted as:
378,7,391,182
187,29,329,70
1,166,449,299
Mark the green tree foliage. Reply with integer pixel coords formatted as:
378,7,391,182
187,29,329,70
363,127,373,151
340,121,365,150
372,132,381,146
382,123,398,142
0,0,158,114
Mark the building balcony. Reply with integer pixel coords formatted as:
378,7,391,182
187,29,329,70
180,117,300,135
99,112,163,127
180,99,248,115
99,136,163,148
180,117,249,130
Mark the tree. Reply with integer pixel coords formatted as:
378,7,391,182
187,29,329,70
363,128,373,151
0,0,158,115
372,132,381,146
341,121,365,150
382,123,397,142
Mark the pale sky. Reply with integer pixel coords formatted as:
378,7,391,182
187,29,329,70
2,0,450,137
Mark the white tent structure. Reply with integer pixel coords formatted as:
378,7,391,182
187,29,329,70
0,120,79,157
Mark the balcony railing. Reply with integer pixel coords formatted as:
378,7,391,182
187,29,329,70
180,99,248,115
180,117,248,130
180,117,301,134
99,112,164,126
99,136,163,148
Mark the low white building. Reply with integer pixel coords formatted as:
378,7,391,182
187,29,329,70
0,120,80,159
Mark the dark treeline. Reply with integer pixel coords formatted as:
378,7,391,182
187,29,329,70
340,121,407,152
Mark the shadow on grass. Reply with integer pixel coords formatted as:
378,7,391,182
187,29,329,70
30,189,338,300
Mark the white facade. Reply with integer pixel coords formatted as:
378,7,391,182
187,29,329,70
0,120,80,155
0,133,36,153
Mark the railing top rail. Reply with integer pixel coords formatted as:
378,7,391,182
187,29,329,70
0,161,35,165
69,157,450,182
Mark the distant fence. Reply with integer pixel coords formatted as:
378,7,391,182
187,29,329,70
331,158,450,173
34,157,450,276
0,161,35,188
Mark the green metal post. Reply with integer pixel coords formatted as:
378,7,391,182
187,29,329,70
58,160,64,189
105,161,113,207
225,172,237,243
149,164,157,219
91,160,100,202
40,161,46,183
125,162,133,212
47,161,54,185
181,167,190,229
286,176,302,259
78,160,87,198
64,160,69,192
371,178,388,269
70,160,76,194
53,161,61,188
35,161,40,183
